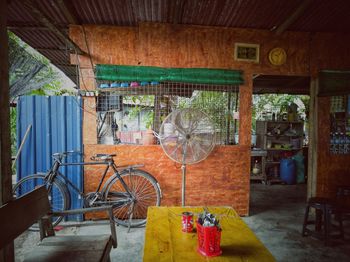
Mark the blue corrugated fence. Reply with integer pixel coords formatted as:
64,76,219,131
17,96,83,221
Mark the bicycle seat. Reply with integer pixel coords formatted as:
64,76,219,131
92,154,116,160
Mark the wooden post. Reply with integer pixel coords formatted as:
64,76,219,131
239,72,253,147
0,0,12,209
0,0,14,260
307,77,318,199
239,71,253,215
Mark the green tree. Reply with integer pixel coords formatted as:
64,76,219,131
9,31,66,97
127,95,155,129
252,94,310,130
9,31,70,173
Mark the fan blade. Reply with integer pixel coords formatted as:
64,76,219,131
160,108,215,164
189,139,209,163
165,137,186,163
188,117,200,134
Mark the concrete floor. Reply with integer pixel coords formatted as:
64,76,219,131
245,183,350,262
15,183,350,262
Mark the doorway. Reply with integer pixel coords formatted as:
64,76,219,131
249,74,310,214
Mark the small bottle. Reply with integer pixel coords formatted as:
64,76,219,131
252,160,260,174
335,132,340,144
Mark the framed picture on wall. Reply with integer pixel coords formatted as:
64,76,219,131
234,43,260,63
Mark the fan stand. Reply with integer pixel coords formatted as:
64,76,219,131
181,164,186,206
181,140,188,206
159,109,215,208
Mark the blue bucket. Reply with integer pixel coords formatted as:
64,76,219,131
280,158,296,185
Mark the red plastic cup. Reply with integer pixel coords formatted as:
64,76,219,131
196,221,222,257
182,212,194,232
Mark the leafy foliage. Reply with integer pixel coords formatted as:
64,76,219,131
252,94,310,130
8,32,66,98
179,90,239,144
9,32,72,173
126,95,155,129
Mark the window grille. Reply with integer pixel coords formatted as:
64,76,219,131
96,81,239,145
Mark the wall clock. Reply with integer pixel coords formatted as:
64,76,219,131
268,47,287,66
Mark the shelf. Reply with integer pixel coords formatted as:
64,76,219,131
250,175,265,180
264,121,303,124
265,134,302,137
266,178,284,185
251,150,267,157
266,148,301,151
266,161,280,164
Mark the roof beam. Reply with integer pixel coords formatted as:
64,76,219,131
35,47,68,52
54,63,76,67
55,0,79,25
7,23,67,31
22,0,86,55
275,0,313,35
8,25,52,31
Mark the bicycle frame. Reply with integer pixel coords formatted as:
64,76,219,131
14,152,161,229
45,156,136,206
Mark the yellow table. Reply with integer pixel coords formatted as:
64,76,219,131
143,207,275,262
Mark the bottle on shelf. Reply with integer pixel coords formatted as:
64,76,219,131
252,160,261,175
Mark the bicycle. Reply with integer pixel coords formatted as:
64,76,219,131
13,151,162,229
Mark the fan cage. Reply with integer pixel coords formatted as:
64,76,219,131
95,81,239,145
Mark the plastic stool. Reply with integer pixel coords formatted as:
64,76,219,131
302,197,344,245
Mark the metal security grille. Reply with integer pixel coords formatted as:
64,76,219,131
96,82,239,145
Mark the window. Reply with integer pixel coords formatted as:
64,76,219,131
96,82,240,145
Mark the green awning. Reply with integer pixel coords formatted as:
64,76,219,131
95,64,244,85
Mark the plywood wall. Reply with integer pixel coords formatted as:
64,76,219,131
69,22,350,212
70,23,310,77
310,33,350,76
311,34,350,198
316,97,350,198
84,144,250,215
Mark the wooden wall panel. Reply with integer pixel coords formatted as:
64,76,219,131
69,22,350,211
70,26,139,70
84,144,250,216
310,33,350,76
316,97,350,198
311,35,350,198
82,97,97,145
70,23,310,76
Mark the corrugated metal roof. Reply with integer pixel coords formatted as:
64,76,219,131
7,0,36,24
290,0,350,32
12,29,66,49
7,0,350,84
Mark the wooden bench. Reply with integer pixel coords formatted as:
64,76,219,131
0,186,117,262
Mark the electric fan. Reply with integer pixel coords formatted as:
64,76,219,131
159,108,215,206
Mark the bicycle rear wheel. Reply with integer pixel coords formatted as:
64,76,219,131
13,174,70,230
104,169,161,227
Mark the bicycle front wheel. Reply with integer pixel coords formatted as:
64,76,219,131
13,174,70,230
105,169,161,227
